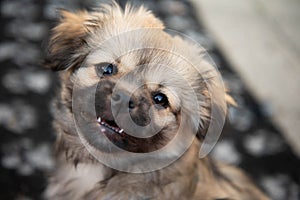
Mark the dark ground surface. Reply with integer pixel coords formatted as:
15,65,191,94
0,0,299,199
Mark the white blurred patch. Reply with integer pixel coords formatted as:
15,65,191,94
25,144,55,170
2,70,27,94
0,101,37,134
0,42,41,65
3,70,51,94
0,42,19,62
0,104,15,126
0,0,38,19
19,163,34,176
14,44,41,66
260,174,299,200
211,140,241,165
6,20,48,41
1,152,21,169
1,139,54,176
228,106,254,131
25,71,51,93
244,134,265,156
244,129,285,156
261,175,285,200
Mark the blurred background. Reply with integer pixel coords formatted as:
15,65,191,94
0,0,299,199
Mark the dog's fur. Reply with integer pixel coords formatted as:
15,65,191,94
44,3,269,200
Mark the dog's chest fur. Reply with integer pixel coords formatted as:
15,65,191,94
45,146,269,200
45,162,108,199
45,144,201,200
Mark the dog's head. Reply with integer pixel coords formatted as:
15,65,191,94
45,3,228,170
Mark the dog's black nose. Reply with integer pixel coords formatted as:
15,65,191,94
128,100,135,109
111,90,135,109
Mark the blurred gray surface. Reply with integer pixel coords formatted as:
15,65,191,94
191,0,300,157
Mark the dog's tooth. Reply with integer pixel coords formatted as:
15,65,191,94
119,129,124,133
97,117,101,122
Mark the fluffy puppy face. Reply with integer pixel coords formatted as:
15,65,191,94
45,4,226,170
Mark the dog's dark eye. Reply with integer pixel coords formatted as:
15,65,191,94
153,93,169,108
95,63,117,76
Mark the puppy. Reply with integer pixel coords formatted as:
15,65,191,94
44,3,269,200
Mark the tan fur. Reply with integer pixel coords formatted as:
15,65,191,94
45,3,269,200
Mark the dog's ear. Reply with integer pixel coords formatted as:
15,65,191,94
44,10,95,71
196,79,237,140
44,4,164,71
225,93,237,107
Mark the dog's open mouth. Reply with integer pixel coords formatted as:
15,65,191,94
97,115,139,149
96,115,149,152
96,116,154,152
97,116,124,135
